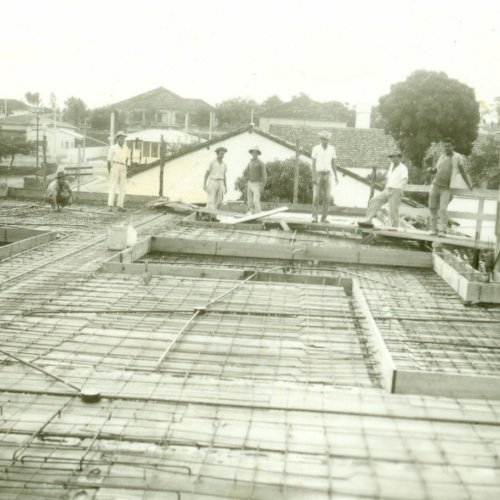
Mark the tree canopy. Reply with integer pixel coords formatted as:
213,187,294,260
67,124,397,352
88,107,125,131
468,135,500,189
216,98,259,128
378,70,480,168
0,136,36,167
63,96,88,126
25,91,41,106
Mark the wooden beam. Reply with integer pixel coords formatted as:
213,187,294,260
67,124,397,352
351,280,395,392
220,206,289,224
149,236,433,268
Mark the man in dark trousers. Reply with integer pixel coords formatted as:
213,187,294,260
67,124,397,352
428,138,472,235
245,146,267,214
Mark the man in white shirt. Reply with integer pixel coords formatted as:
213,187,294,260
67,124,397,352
204,146,228,211
311,131,338,223
107,131,130,212
358,152,408,228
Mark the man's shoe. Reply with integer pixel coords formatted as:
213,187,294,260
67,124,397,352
312,218,318,224
321,217,329,223
117,207,126,212
108,206,114,212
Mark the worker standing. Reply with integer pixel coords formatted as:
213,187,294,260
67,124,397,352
358,152,408,228
246,146,267,214
204,147,228,210
311,131,338,223
107,131,130,212
428,138,472,235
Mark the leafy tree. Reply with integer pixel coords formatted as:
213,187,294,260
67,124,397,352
88,107,125,131
260,95,284,110
469,135,500,189
25,91,41,106
0,136,36,168
235,158,313,204
378,70,480,169
63,97,88,126
216,98,258,128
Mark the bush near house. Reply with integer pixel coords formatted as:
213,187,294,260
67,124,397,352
235,158,313,204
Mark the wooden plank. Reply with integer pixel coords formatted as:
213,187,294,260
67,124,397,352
372,227,491,250
351,280,395,392
150,237,217,256
394,369,500,400
215,240,293,260
130,237,151,262
221,206,289,225
404,185,497,199
279,220,291,232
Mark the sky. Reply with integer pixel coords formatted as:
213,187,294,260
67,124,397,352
1,0,499,110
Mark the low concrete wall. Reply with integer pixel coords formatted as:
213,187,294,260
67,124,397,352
7,188,157,206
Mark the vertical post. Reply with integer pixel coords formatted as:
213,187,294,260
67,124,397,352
83,119,87,164
184,113,189,134
369,167,377,202
495,178,500,276
35,113,40,171
109,111,115,147
293,138,300,204
208,112,212,140
77,145,82,192
42,135,47,185
159,135,166,197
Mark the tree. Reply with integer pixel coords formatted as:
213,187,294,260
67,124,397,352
378,70,480,170
469,135,500,189
63,97,88,126
216,98,258,128
0,136,36,168
25,91,41,106
260,95,284,110
235,158,313,204
88,107,125,131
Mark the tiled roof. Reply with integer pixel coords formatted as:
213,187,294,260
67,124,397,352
112,87,215,113
260,95,349,122
0,98,29,113
270,124,399,169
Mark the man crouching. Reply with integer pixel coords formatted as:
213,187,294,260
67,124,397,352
46,171,74,211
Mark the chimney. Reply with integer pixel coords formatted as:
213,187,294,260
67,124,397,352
355,103,371,129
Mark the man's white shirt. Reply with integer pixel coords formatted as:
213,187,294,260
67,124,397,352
107,143,130,165
312,144,337,172
386,163,408,189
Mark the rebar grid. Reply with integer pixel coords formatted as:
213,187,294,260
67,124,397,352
1,394,500,499
354,267,500,377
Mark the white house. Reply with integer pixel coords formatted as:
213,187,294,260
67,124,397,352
81,126,402,209
125,129,201,164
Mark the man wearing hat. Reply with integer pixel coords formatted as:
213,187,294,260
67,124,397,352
311,131,338,223
245,146,267,214
45,170,74,211
358,152,408,228
203,146,228,210
107,131,130,212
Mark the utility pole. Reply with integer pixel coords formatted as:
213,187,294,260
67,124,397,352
495,146,500,276
110,111,115,147
159,135,166,197
35,112,40,171
82,119,87,163
293,138,300,204
42,134,47,185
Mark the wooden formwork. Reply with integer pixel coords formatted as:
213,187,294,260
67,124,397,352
434,252,500,303
0,227,57,259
